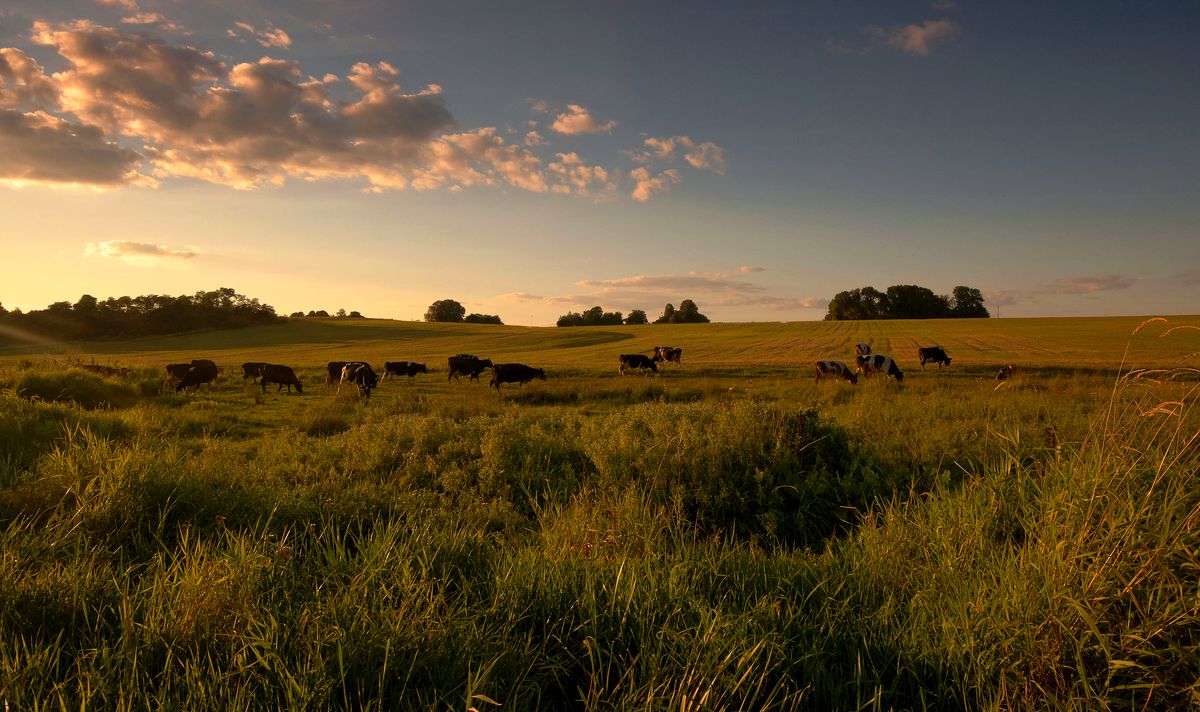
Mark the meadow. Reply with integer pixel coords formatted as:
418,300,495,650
1,315,1198,710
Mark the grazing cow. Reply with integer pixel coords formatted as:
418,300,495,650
490,363,546,391
325,361,361,385
165,363,193,381
917,346,952,369
653,346,682,365
854,343,872,357
814,360,858,385
447,354,493,383
339,362,378,399
619,354,658,375
857,354,905,382
175,361,219,392
242,361,269,384
996,364,1016,381
381,361,428,382
260,364,303,394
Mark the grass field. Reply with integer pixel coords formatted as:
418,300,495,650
2,316,1198,709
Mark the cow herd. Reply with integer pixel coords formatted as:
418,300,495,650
161,341,1015,399
814,343,1014,385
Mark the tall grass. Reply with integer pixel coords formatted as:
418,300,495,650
0,341,1197,708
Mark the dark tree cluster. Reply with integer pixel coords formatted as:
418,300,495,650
0,288,281,341
557,306,625,327
423,300,503,325
556,300,710,327
288,310,364,318
824,285,989,320
654,300,709,324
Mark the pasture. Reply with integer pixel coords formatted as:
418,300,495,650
1,315,1198,710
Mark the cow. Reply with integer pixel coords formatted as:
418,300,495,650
260,364,303,394
918,347,952,369
857,354,904,382
815,360,858,385
242,361,269,384
854,343,872,357
339,362,378,399
653,346,682,365
619,354,658,375
996,364,1016,381
381,361,428,383
447,354,493,383
490,363,546,391
175,361,219,392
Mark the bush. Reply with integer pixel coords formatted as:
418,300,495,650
15,369,138,409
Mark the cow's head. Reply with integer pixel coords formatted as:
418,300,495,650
535,369,546,380
416,363,428,373
846,371,858,385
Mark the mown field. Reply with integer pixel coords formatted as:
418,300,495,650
1,316,1198,710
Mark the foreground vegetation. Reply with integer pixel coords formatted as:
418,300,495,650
1,317,1198,709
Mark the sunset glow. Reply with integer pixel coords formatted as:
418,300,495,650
1,1,1197,322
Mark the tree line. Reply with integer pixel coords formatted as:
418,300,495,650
556,299,710,327
825,285,989,320
0,288,281,341
423,300,503,325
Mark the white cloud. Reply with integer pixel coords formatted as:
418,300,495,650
550,103,616,135
1037,274,1137,295
865,18,960,56
502,267,824,314
84,239,199,266
228,21,292,48
630,166,680,202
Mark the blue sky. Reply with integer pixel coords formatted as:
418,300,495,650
1,0,1197,323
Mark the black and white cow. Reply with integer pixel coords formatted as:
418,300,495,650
653,346,682,365
854,343,872,357
381,361,427,382
619,354,658,375
490,363,546,391
815,360,858,385
857,354,904,382
917,346,952,369
339,362,378,399
996,364,1016,381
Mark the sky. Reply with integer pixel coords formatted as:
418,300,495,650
1,0,1197,324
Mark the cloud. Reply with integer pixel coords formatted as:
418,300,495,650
1172,270,1200,287
630,166,680,202
930,0,958,10
0,48,58,109
96,0,139,10
865,18,960,56
84,239,199,265
632,135,726,174
227,21,292,49
503,267,824,314
547,152,616,199
0,110,144,187
1037,274,1137,295
550,104,616,135
984,289,1024,307
2,20,723,200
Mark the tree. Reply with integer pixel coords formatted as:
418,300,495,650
654,303,676,324
556,306,622,327
624,309,648,325
885,285,950,319
673,299,710,323
336,308,347,318
424,299,466,323
289,311,304,318
950,286,989,318
348,310,364,318
464,313,503,324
